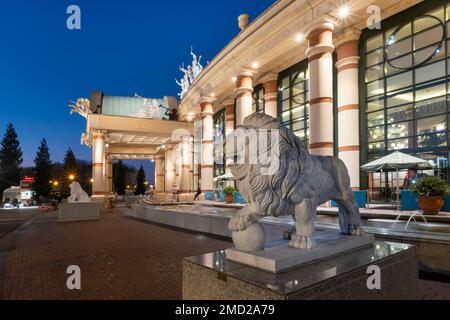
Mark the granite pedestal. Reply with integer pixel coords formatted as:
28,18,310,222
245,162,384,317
227,230,375,273
58,203,100,222
183,241,418,300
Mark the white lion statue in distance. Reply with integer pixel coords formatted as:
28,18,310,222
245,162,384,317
68,182,91,203
228,113,364,250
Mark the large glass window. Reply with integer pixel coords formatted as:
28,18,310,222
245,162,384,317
364,2,450,180
213,109,226,178
278,60,310,147
252,85,265,114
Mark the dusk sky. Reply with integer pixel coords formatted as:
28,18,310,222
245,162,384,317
0,0,275,171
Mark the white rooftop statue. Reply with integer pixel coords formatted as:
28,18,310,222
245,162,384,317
68,182,91,203
68,98,92,119
176,48,203,99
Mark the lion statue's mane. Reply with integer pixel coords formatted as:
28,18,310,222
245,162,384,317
235,113,309,218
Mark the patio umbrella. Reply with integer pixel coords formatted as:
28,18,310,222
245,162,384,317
213,172,235,182
361,151,435,172
361,152,435,210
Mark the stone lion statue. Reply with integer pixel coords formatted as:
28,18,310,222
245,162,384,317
228,113,364,250
68,182,91,203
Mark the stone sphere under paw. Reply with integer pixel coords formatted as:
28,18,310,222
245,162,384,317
232,223,266,252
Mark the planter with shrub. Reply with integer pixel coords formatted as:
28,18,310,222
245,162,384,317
412,176,448,215
223,186,236,204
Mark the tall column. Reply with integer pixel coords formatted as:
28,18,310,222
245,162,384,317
92,131,106,196
165,145,175,193
180,136,192,194
261,73,278,118
200,96,216,193
336,30,361,190
155,157,165,193
106,158,113,193
235,69,254,126
307,22,335,156
224,100,235,175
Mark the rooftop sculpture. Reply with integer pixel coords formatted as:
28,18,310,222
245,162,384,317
227,113,364,250
176,48,203,99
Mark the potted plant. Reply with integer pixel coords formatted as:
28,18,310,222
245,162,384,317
223,186,236,204
412,176,448,215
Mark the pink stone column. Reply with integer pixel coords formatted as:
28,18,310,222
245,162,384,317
155,157,165,193
261,73,279,118
307,22,335,156
200,96,216,193
92,131,106,196
165,145,175,193
235,69,254,126
336,30,361,189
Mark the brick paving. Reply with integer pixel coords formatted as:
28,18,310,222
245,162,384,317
0,207,232,300
0,206,450,300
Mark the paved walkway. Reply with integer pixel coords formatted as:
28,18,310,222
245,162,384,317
0,207,231,300
0,206,449,300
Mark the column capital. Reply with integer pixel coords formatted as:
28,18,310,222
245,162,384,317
306,22,335,59
200,95,217,106
260,73,278,83
237,67,254,78
222,99,235,107
306,21,334,39
334,28,361,48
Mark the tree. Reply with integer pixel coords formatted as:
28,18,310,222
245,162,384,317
62,148,78,198
34,139,52,199
113,161,126,196
0,123,23,196
135,166,146,195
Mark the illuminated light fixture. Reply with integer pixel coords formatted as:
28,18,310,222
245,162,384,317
338,5,350,18
252,62,259,69
69,174,75,181
211,93,216,97
295,33,305,43
90,178,94,183
161,144,167,149
232,76,237,82
105,143,110,148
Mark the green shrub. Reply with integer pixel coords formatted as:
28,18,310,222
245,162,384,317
223,186,236,195
412,176,449,197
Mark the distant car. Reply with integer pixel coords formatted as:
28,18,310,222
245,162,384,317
3,203,15,209
39,203,54,212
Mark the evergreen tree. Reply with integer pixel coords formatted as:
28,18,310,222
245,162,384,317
135,166,146,195
114,161,126,196
62,148,78,197
0,123,23,195
33,139,52,199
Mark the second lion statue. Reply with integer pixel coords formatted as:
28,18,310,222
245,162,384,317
228,113,364,250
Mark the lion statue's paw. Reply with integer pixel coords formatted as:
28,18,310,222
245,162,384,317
228,214,257,232
350,225,365,236
289,234,317,250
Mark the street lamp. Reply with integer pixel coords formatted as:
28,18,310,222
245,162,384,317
69,174,75,181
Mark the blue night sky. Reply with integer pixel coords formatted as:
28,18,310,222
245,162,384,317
0,0,275,173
